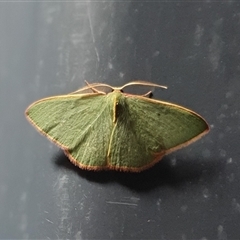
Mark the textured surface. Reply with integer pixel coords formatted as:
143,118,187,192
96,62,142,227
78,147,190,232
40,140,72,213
1,2,240,239
26,89,208,171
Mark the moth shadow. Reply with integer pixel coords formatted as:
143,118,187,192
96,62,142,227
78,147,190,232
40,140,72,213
54,152,222,191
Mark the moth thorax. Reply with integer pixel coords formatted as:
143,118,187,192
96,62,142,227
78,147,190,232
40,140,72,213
113,91,127,123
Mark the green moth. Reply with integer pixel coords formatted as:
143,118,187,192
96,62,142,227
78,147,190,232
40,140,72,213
25,81,209,172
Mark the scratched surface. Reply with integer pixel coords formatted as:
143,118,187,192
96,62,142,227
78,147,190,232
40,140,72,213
0,2,240,239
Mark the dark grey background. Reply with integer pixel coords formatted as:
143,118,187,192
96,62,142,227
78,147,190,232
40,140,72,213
1,1,240,239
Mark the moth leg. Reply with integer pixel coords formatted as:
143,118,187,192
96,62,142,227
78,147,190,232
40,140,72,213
70,81,106,95
142,90,153,98
84,80,106,94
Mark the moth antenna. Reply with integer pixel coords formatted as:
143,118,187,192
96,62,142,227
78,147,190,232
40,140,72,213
70,82,114,94
121,81,168,90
